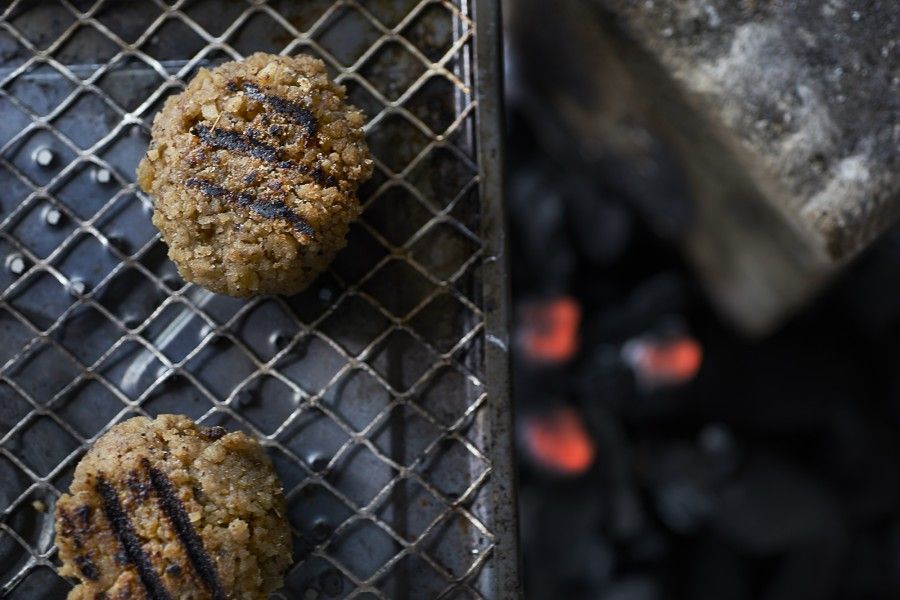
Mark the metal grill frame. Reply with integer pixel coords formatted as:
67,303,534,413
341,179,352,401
0,0,517,598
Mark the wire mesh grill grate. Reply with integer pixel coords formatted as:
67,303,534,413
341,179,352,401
0,0,514,597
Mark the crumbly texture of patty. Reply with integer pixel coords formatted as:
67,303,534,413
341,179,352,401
55,415,291,600
137,52,373,297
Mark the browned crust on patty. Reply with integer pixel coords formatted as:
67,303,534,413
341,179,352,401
137,52,373,297
55,415,291,600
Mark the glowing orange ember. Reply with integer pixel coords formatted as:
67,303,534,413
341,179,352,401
522,407,596,475
519,296,581,364
623,334,703,389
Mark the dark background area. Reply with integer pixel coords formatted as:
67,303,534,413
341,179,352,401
505,35,900,600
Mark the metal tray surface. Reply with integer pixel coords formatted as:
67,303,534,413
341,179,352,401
0,1,516,598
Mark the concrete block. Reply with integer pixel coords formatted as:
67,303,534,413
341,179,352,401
509,0,899,333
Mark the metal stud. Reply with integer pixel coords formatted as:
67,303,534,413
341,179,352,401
94,167,112,184
33,147,54,167
43,206,62,226
68,279,87,296
5,253,25,275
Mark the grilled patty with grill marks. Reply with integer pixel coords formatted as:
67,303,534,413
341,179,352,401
137,52,372,297
55,415,291,600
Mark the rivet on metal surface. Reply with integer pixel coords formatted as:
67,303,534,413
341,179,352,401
5,253,25,275
93,167,112,184
105,234,129,253
43,206,62,227
311,518,332,542
68,279,87,296
32,147,54,167
235,390,255,407
310,454,329,473
269,330,293,350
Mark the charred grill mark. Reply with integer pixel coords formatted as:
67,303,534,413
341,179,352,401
143,460,225,600
95,477,172,600
240,81,317,137
185,177,227,199
185,177,316,238
58,510,82,549
312,165,338,188
59,505,93,550
192,124,283,163
74,554,99,581
199,426,227,441
186,148,208,168
126,471,151,501
192,86,339,190
58,510,74,536
191,123,336,189
74,505,92,528
249,198,318,237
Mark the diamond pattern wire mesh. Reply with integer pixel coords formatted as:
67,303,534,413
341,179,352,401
0,1,510,598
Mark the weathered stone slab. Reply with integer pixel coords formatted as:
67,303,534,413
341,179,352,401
509,0,899,333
